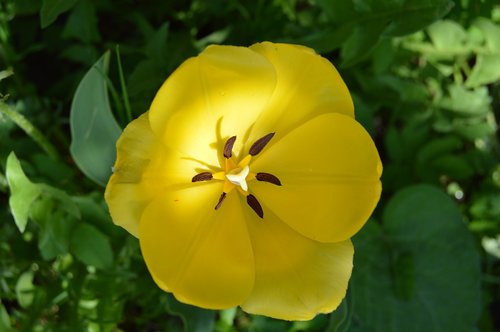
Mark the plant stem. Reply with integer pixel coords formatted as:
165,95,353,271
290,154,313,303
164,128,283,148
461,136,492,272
0,101,59,160
116,45,132,123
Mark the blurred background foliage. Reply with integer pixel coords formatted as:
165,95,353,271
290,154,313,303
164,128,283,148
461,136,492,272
0,0,499,331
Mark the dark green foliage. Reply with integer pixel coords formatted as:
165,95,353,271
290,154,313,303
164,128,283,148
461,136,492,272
0,0,499,331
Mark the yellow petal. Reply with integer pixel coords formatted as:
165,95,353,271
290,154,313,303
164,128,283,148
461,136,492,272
105,113,158,236
246,42,354,148
105,112,214,237
241,208,353,321
250,113,382,243
139,184,255,309
148,45,277,168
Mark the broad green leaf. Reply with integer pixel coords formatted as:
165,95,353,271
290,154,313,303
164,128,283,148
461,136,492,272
315,0,356,22
165,295,216,332
383,0,455,37
40,0,78,28
145,22,170,65
474,17,500,52
439,85,490,116
128,23,172,101
427,20,468,52
62,0,100,43
15,271,35,308
70,51,122,186
351,185,481,332
70,223,113,269
466,54,500,88
291,24,354,54
341,19,387,66
339,0,453,65
5,152,42,233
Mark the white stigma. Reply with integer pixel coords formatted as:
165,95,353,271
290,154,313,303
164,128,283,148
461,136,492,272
226,166,250,191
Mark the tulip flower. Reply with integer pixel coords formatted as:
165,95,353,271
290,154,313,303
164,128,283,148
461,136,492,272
105,42,382,320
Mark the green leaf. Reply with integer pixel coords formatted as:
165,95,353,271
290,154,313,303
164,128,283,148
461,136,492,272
315,0,356,22
482,235,500,259
341,19,387,66
0,300,12,331
72,194,117,236
417,136,463,165
291,24,354,54
70,51,122,186
15,271,35,308
5,152,42,233
466,54,500,88
31,198,76,260
165,295,216,332
427,20,468,52
145,22,170,66
432,154,475,180
340,0,454,65
474,17,500,53
40,0,78,28
452,116,497,140
62,0,100,43
439,84,491,116
351,185,481,332
383,0,455,37
70,223,113,269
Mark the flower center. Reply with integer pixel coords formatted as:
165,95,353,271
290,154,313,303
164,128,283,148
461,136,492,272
191,133,281,218
225,166,250,191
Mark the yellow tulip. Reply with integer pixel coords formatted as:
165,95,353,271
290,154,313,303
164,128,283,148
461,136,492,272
105,42,382,320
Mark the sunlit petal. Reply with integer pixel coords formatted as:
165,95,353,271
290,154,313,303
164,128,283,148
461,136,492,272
139,185,255,309
246,42,354,150
251,113,382,243
148,45,277,167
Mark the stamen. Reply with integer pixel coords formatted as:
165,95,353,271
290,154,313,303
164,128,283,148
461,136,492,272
247,194,263,218
256,172,281,186
192,172,213,182
215,192,227,210
223,136,237,158
249,133,275,156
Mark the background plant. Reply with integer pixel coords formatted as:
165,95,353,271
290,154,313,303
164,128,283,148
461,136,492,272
0,0,498,331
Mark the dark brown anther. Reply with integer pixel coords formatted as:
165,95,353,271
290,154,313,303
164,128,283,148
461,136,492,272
247,194,263,218
249,133,275,156
215,192,227,210
192,172,213,182
256,172,282,186
223,136,237,158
